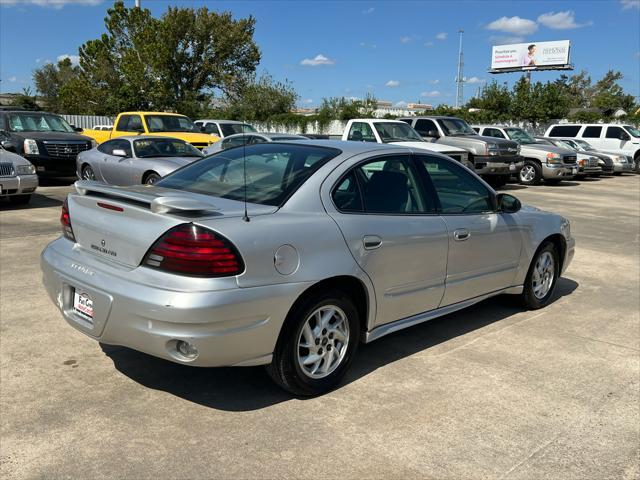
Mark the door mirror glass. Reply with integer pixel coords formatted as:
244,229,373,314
112,149,128,157
426,129,440,138
497,193,521,213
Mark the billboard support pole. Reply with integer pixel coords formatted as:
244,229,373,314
455,29,464,108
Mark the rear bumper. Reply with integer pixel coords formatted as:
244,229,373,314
0,174,38,196
475,156,523,175
41,237,312,367
25,154,77,178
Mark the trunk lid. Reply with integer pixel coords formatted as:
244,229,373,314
68,181,276,267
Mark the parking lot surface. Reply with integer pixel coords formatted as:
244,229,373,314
1,176,639,479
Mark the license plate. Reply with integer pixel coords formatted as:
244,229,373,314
36,166,45,172
509,163,516,171
572,168,578,174
73,289,94,322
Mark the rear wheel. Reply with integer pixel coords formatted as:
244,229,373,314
519,161,541,185
521,242,559,310
81,165,96,181
266,290,360,396
8,194,31,205
144,172,161,184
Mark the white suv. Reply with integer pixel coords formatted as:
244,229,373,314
544,124,640,171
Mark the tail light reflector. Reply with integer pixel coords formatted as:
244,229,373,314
142,224,244,277
60,198,76,242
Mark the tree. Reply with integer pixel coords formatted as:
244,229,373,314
33,58,82,113
590,70,636,113
13,87,40,111
33,1,261,115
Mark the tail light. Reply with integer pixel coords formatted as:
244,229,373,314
60,198,76,242
142,224,244,277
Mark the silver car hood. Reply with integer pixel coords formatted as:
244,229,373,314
0,148,34,167
521,143,575,155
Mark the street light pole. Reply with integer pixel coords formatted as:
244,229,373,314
135,0,141,7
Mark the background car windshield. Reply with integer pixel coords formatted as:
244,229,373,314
373,123,423,143
8,113,74,133
146,115,197,133
553,140,575,150
505,128,536,144
220,123,257,136
134,138,203,158
624,125,640,137
156,143,340,206
437,118,476,136
573,139,594,150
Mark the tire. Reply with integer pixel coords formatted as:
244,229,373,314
81,164,96,181
266,289,360,396
8,194,31,205
521,242,559,310
519,161,541,185
144,172,161,184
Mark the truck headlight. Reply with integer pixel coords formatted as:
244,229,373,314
16,164,36,175
546,153,562,165
23,139,39,155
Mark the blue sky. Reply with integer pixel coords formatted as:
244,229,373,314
1,0,639,107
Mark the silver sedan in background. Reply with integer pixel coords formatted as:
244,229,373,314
203,132,309,155
43,141,574,396
77,136,203,185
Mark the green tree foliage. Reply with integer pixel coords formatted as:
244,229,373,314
33,58,83,113
12,87,40,111
33,1,260,116
590,70,636,113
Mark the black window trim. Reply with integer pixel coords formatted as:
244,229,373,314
330,153,437,216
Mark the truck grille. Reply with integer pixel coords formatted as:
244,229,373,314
0,162,15,177
562,155,577,164
587,157,599,167
498,146,519,156
43,141,91,159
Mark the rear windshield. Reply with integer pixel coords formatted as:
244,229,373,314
220,123,257,137
156,143,341,207
145,115,197,133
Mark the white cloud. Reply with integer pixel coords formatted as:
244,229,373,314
362,7,374,14
489,35,525,45
429,79,440,84
1,0,102,8
424,41,434,47
57,54,80,66
400,36,411,44
420,90,441,97
465,77,484,84
436,32,448,40
394,101,408,107
385,80,400,87
8,76,17,82
538,11,592,29
300,54,335,66
620,0,639,9
486,16,538,35
359,41,377,49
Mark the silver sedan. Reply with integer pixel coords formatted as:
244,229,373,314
76,135,203,185
42,140,574,395
202,132,308,155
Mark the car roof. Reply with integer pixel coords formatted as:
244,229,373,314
196,119,248,124
120,111,186,117
109,135,187,142
471,125,515,129
349,118,406,123
401,116,459,120
262,133,308,139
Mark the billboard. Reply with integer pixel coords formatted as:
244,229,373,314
490,40,571,71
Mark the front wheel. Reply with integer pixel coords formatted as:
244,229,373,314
521,242,559,310
82,165,96,181
144,173,161,184
519,162,541,185
266,290,360,396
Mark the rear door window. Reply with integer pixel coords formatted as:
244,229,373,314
347,122,376,142
484,128,506,138
582,126,602,138
548,125,581,137
414,119,438,135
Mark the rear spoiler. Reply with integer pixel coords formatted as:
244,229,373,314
74,180,220,214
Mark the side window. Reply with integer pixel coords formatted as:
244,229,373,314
0,114,7,130
348,155,431,214
332,171,363,212
221,136,248,150
115,139,132,157
472,127,480,133
204,123,221,136
250,136,267,144
485,128,506,138
115,115,131,131
414,119,437,135
548,125,581,137
347,122,376,142
582,126,602,138
417,155,494,215
606,126,628,139
127,115,143,132
97,140,117,155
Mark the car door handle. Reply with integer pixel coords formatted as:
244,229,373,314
363,235,382,250
453,229,471,241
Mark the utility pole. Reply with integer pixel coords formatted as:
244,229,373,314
135,0,141,7
455,29,464,109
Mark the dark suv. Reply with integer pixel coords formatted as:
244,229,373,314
0,108,94,178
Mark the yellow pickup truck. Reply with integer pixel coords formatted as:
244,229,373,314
82,112,219,150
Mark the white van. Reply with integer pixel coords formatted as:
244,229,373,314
544,124,640,170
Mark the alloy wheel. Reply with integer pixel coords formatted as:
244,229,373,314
532,251,555,299
520,165,536,182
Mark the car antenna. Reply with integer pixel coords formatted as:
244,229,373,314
242,124,250,222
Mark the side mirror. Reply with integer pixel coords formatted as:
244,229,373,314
497,193,521,213
619,132,630,141
425,129,440,138
112,149,128,158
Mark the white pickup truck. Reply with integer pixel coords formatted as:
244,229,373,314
341,119,470,167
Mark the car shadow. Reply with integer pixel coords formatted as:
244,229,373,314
0,192,63,210
100,278,578,411
497,184,527,191
544,181,581,187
